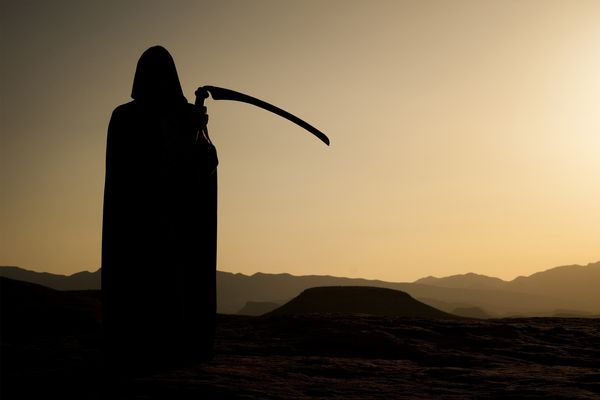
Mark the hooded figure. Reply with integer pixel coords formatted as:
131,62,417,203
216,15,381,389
102,46,217,375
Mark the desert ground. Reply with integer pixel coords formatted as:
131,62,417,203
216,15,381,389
1,278,599,399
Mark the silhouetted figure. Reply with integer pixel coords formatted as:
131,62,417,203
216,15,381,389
102,46,217,378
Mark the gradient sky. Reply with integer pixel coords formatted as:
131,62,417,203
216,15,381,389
1,0,599,281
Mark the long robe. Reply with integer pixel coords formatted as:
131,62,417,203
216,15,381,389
102,48,217,374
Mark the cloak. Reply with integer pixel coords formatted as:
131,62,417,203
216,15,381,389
102,46,217,372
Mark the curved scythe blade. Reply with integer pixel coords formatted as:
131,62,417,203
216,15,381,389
199,85,330,146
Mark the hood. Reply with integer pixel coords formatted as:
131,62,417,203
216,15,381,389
131,45,186,103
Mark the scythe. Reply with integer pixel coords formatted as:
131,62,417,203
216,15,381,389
195,86,330,146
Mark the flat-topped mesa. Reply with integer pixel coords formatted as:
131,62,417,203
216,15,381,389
267,286,457,318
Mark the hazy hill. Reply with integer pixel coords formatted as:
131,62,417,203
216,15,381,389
415,272,505,289
412,262,600,313
268,286,456,318
0,266,100,290
509,263,600,309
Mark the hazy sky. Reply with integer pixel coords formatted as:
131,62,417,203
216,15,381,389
1,0,599,281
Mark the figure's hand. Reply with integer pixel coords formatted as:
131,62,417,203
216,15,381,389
194,87,209,129
195,105,209,131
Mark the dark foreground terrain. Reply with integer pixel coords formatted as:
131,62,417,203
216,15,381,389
2,278,599,399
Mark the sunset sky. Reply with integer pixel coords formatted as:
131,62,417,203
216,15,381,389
1,0,599,282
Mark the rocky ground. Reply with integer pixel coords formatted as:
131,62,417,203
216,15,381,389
3,313,600,399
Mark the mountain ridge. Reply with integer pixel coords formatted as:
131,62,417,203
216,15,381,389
0,266,101,290
416,262,600,286
1,261,598,317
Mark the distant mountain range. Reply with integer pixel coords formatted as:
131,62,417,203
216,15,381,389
1,261,598,317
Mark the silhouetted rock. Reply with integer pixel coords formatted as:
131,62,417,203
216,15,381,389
0,277,101,340
268,286,457,318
